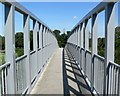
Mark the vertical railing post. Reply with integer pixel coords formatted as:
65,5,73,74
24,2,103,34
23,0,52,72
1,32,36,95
80,23,84,70
78,26,80,47
23,14,31,93
38,24,43,70
42,26,45,66
5,4,16,94
41,26,44,68
104,3,115,95
91,14,98,91
84,19,89,74
33,20,38,76
76,27,78,46
39,24,43,49
78,25,81,66
47,30,50,58
75,28,78,61
85,19,89,50
46,29,48,60
81,23,84,49
44,28,46,64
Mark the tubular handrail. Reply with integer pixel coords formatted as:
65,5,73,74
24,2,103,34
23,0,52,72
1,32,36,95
0,1,58,94
37,48,41,51
2,0,57,37
94,54,105,61
109,61,120,68
30,50,36,55
66,0,120,95
86,49,91,54
71,0,117,32
0,62,10,70
4,0,51,31
16,54,27,62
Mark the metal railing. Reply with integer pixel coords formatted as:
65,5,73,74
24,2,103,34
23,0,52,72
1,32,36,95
107,61,120,94
0,62,10,94
66,0,120,95
0,1,58,94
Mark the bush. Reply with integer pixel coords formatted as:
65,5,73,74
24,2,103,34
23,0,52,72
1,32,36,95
16,48,24,58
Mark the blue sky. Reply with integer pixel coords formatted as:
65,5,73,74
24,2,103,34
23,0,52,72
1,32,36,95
0,2,118,37
20,2,100,32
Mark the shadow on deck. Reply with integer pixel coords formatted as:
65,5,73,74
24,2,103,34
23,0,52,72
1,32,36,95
62,49,93,96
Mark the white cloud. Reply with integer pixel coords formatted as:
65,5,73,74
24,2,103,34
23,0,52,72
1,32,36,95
73,16,77,19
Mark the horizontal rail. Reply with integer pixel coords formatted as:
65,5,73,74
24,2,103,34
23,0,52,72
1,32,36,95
1,1,59,94
16,54,27,62
94,54,105,61
71,0,117,32
4,0,51,31
67,0,120,95
2,0,56,38
0,62,10,70
30,50,36,55
86,49,91,54
109,61,120,68
38,48,41,51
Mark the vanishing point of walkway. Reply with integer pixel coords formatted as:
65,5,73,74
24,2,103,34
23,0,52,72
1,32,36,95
30,48,93,95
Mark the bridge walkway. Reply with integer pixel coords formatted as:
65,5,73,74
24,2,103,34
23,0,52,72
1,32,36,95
30,48,93,95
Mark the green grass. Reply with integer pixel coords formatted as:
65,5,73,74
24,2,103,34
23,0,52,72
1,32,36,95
0,48,24,65
0,53,5,65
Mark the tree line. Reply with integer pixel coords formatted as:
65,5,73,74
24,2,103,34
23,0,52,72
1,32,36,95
53,30,69,48
89,26,120,64
0,27,120,64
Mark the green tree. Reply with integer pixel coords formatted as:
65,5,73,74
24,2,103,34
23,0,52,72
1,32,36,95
15,32,24,48
0,35,5,50
53,30,61,39
115,26,120,64
53,30,69,48
30,30,33,51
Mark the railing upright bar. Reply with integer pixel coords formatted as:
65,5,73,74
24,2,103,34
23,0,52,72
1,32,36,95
80,23,84,70
91,14,98,90
85,19,89,51
84,19,89,74
42,26,46,65
38,24,43,71
118,68,120,95
104,3,115,95
5,4,16,94
33,20,38,77
23,14,31,93
39,24,43,49
46,29,48,60
77,25,81,65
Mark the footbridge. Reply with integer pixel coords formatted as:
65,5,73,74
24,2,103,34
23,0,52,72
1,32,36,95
0,0,120,95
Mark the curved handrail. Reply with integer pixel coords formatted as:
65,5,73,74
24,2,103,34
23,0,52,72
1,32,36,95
0,62,10,70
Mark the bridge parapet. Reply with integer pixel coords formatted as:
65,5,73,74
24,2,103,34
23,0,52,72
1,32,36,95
66,1,120,95
0,1,58,94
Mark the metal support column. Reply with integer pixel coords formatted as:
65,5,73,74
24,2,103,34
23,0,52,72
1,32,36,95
23,15,31,93
91,14,98,90
84,19,89,74
104,3,115,95
5,4,16,94
80,23,84,70
33,20,38,76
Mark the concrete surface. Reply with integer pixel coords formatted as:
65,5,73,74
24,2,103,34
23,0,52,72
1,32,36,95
30,48,63,94
30,48,93,95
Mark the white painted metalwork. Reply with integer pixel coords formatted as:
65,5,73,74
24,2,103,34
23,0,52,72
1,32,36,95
66,1,120,95
0,1,58,94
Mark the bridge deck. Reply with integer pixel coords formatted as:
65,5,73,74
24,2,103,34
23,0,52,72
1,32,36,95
30,48,93,95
